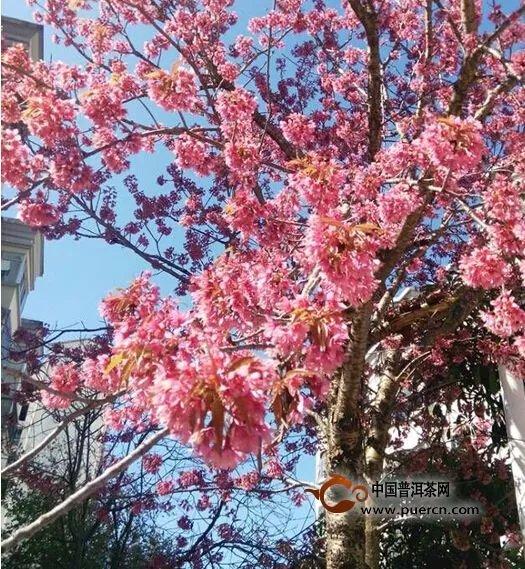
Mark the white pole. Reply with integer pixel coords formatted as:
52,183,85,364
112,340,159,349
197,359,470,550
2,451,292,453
498,364,525,548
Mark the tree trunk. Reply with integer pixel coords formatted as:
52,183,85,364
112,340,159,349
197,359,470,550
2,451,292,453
324,324,394,569
364,517,379,569
326,510,368,569
325,306,374,569
325,416,373,569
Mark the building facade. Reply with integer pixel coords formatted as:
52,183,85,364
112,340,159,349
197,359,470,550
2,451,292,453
1,219,45,470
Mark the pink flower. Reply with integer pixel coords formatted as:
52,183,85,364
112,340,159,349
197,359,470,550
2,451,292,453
287,158,346,213
1,129,30,189
197,494,211,510
18,200,60,228
235,471,260,490
416,117,485,172
22,95,76,146
99,273,159,325
233,35,253,57
156,479,175,496
303,216,379,306
147,68,198,112
50,363,80,392
41,392,72,410
514,336,525,358
173,134,215,177
280,113,315,146
377,183,422,225
81,85,126,128
104,409,125,431
484,176,523,223
265,460,284,478
481,291,525,337
223,141,260,181
460,247,509,289
216,88,257,124
82,355,121,393
178,470,204,488
142,453,163,474
218,62,239,82
41,363,80,408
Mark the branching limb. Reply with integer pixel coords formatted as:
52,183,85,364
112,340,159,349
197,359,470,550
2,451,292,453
1,403,108,479
1,427,169,552
347,0,383,161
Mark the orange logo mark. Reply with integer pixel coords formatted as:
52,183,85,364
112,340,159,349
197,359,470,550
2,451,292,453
304,475,369,513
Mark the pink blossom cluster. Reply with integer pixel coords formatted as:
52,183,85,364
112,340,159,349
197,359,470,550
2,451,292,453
155,479,175,496
303,216,380,306
216,89,257,127
416,117,486,173
142,453,163,474
459,247,509,289
81,85,127,128
147,68,199,112
481,291,525,338
483,175,523,223
287,158,347,214
1,129,31,189
18,199,61,228
80,277,275,467
377,183,423,225
215,89,260,184
267,296,347,377
23,95,77,146
280,113,316,146
41,363,80,409
173,135,216,177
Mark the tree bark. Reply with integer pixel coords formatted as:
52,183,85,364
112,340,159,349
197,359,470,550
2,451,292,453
364,517,379,569
326,509,368,569
363,358,399,569
325,306,373,569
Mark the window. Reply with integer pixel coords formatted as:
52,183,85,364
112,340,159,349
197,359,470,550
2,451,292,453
18,404,29,423
1,259,12,279
2,308,12,360
1,397,14,422
19,275,28,308
1,253,24,286
10,425,23,447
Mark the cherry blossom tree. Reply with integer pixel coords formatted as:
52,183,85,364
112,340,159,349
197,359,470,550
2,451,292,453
2,0,525,568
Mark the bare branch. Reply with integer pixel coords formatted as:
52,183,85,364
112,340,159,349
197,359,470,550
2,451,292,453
1,402,110,479
1,427,169,552
347,0,383,161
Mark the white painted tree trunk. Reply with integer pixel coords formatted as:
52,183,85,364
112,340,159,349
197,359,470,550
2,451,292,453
498,365,525,547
